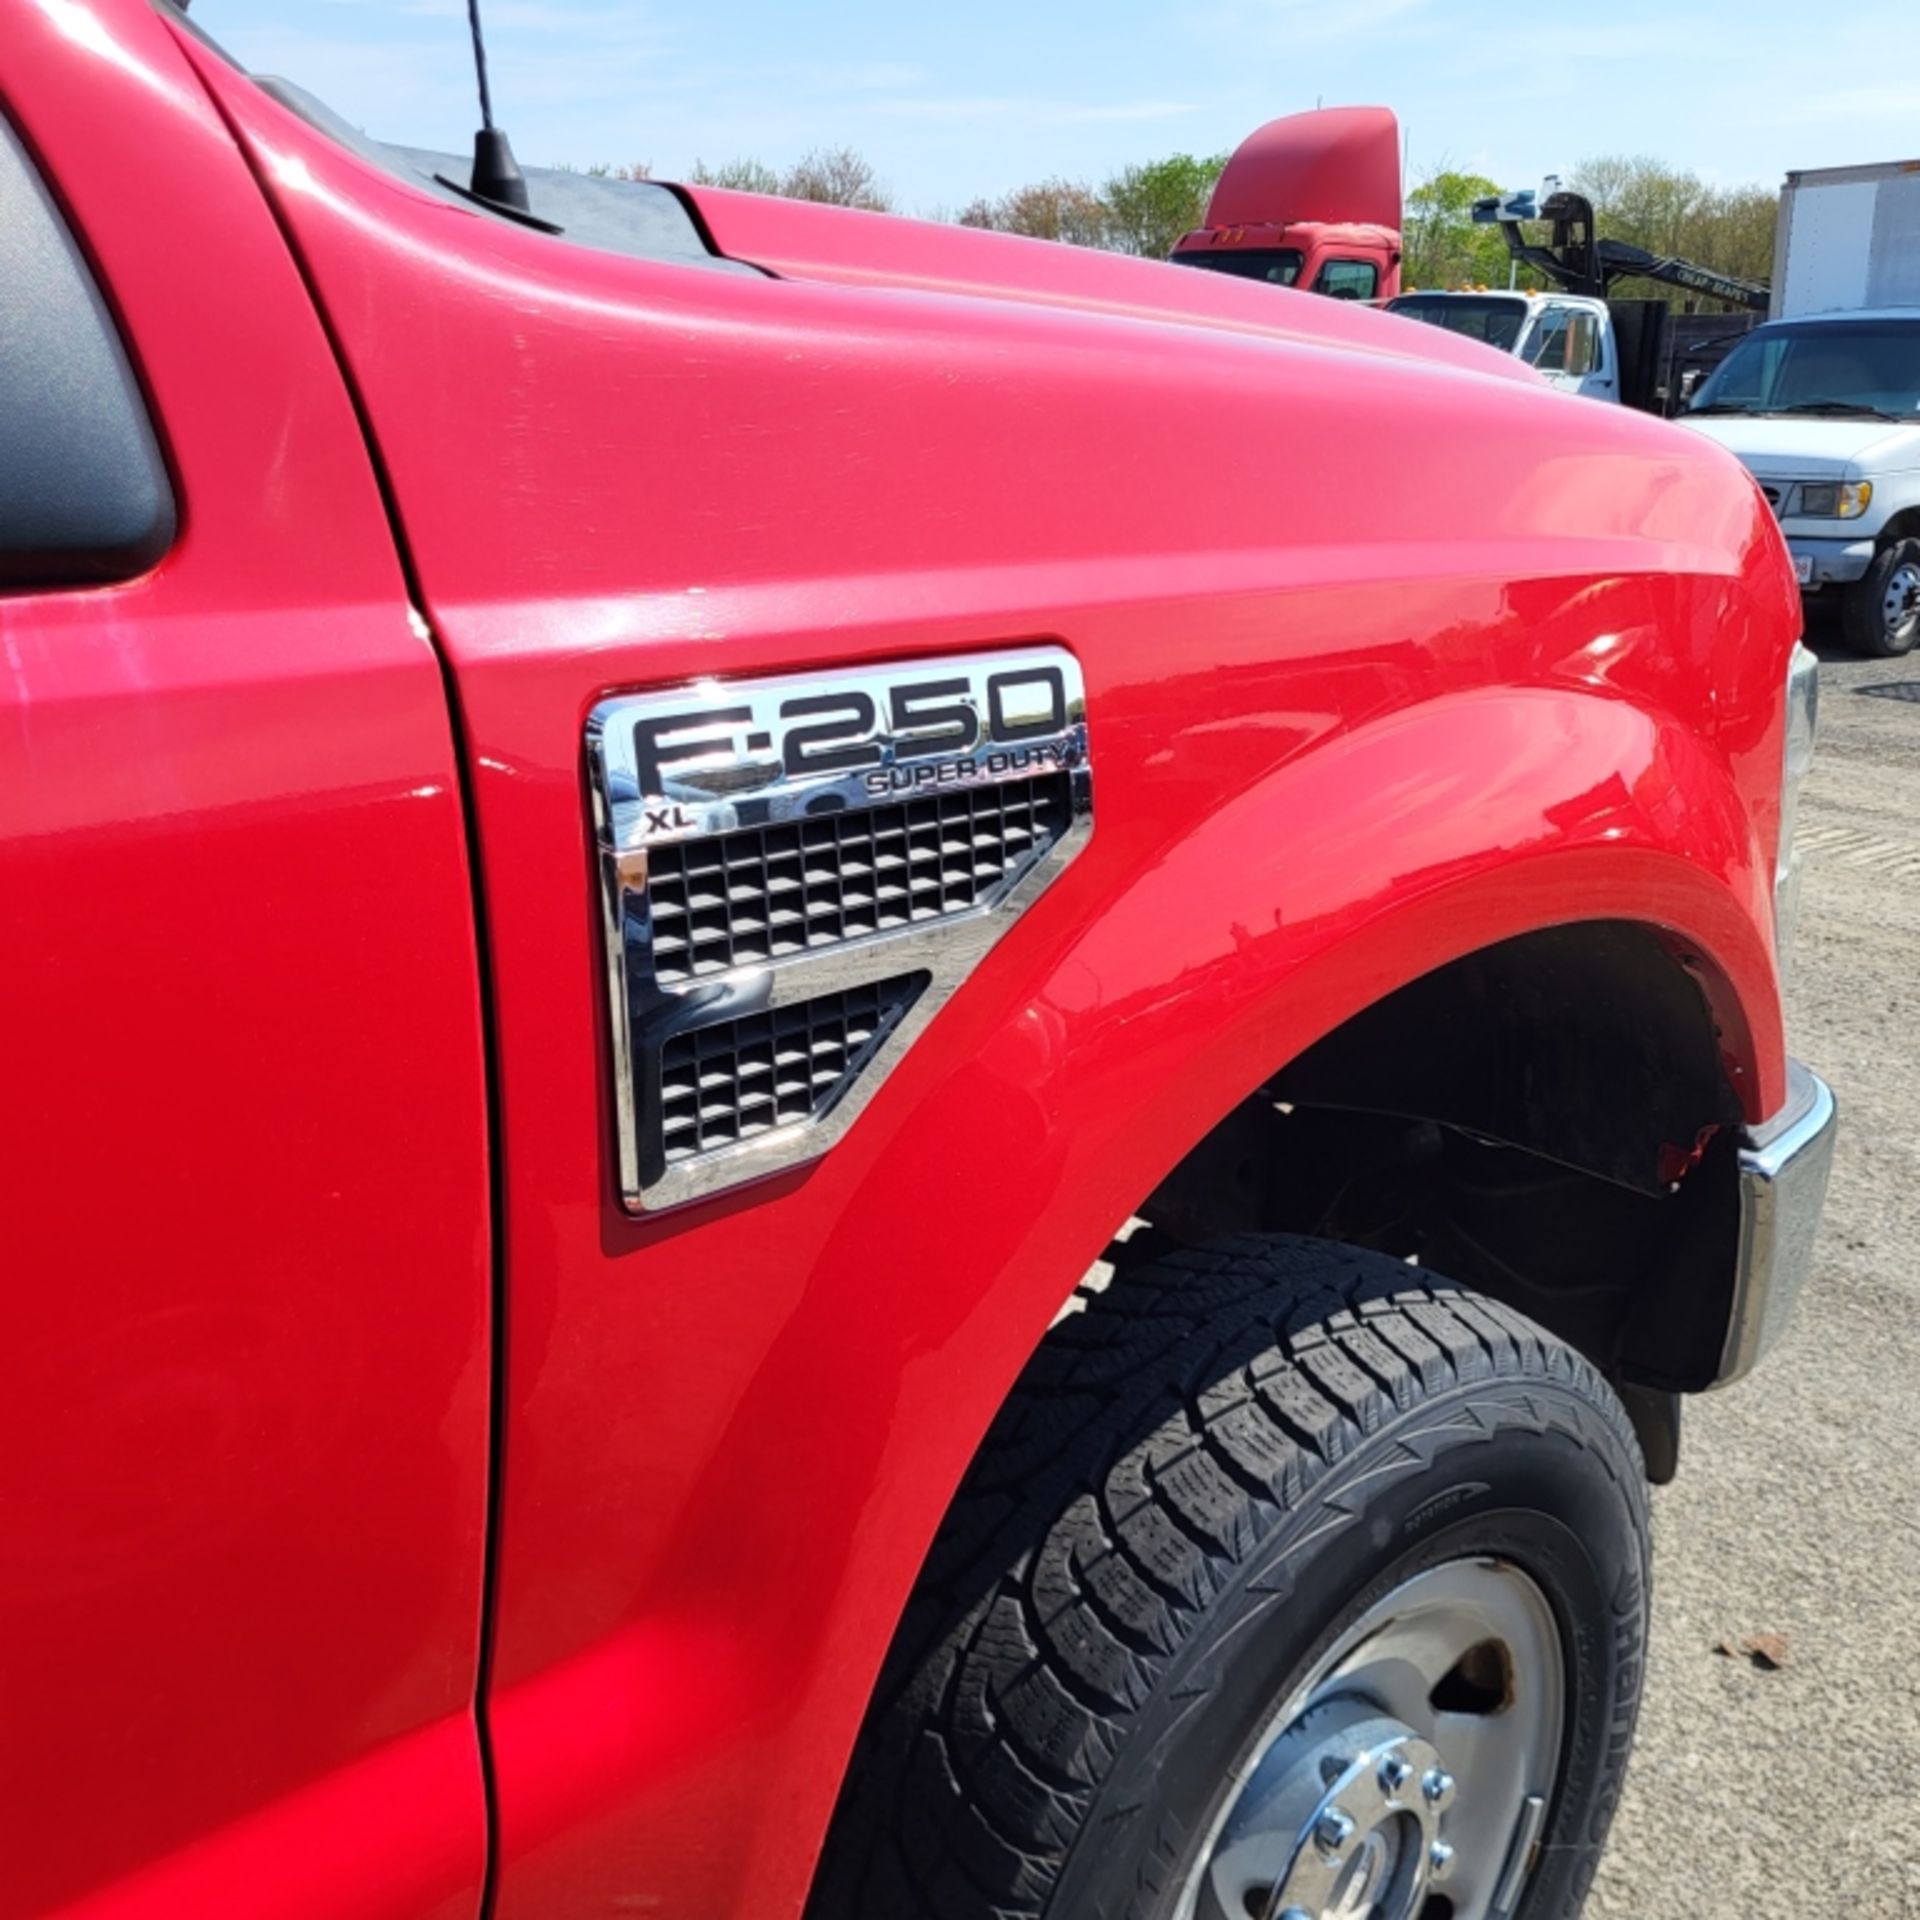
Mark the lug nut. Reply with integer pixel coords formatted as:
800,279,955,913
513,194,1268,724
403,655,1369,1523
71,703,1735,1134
1421,1766,1456,1811
1313,1807,1357,1857
1377,1753,1414,1795
1428,1840,1456,1880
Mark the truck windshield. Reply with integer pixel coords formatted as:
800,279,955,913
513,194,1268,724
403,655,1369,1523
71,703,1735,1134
1171,249,1305,286
1689,319,1920,419
1384,295,1528,352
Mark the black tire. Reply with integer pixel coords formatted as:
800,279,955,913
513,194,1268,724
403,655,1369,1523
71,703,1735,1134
1840,537,1920,657
807,1236,1650,1920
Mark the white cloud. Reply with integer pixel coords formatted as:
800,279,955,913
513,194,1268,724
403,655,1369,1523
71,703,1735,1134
1197,0,1430,50
787,60,928,92
1776,83,1920,124
873,94,1195,124
1440,19,1674,73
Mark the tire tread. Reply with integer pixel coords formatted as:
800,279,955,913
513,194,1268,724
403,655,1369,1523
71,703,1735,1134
807,1234,1646,1920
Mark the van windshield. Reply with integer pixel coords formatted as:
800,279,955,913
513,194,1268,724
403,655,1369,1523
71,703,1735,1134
1385,295,1529,352
1689,319,1920,419
1171,249,1305,286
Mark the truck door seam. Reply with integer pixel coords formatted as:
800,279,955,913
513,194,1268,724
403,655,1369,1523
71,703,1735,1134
182,60,513,1920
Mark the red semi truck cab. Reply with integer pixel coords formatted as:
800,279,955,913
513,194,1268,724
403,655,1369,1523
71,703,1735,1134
1170,105,1405,300
2,9,1834,1920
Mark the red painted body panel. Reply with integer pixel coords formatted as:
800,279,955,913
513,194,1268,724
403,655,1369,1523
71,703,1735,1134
1206,107,1404,234
0,8,490,1917
689,186,1431,362
3,10,1802,1917
178,39,1800,1920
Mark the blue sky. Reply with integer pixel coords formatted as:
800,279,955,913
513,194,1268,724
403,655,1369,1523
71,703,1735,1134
200,0,1920,215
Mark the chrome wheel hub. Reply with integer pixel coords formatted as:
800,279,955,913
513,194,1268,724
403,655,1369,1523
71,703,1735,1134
1178,1560,1564,1920
1203,1703,1450,1920
1884,563,1920,644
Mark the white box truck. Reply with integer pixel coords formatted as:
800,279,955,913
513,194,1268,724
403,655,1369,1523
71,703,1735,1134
1772,160,1920,318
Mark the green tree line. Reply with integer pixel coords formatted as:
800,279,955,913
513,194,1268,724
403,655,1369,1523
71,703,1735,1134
571,147,892,211
580,149,1229,255
956,153,1228,258
578,146,1779,303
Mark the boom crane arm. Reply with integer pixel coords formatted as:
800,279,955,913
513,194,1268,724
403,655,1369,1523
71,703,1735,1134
1472,189,1769,312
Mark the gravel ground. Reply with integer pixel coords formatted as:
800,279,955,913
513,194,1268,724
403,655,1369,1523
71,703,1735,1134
1587,618,1920,1918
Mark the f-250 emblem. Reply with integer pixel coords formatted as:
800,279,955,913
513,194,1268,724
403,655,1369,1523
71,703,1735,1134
584,649,1092,1214
591,652,1088,843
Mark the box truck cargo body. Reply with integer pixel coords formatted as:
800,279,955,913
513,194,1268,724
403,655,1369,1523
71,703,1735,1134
1773,160,1920,318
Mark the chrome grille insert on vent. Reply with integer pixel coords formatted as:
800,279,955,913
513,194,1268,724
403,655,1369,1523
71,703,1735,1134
659,975,928,1162
646,776,1073,982
588,649,1092,1212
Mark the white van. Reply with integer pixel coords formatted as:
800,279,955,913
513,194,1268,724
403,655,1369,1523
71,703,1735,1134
1683,309,1920,656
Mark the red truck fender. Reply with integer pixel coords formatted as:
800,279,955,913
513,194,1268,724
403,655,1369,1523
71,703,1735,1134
459,677,1780,1913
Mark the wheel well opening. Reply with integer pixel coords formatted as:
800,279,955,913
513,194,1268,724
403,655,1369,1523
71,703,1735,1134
1101,924,1746,1444
1880,507,1920,548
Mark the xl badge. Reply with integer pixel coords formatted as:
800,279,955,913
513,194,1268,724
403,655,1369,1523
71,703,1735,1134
586,649,1092,1212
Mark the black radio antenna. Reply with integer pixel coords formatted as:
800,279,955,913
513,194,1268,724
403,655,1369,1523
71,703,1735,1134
463,0,530,212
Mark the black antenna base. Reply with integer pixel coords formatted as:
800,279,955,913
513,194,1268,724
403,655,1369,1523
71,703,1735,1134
470,127,530,213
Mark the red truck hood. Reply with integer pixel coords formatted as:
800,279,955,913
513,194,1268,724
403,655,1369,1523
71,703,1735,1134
685,186,1523,383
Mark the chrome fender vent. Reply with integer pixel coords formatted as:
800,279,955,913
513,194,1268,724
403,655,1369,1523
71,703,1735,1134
588,649,1092,1211
658,974,929,1164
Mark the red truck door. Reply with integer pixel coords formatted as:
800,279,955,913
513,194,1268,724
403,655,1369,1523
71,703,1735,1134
0,13,492,1919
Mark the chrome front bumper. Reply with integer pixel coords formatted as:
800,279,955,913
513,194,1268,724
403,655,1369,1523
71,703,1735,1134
1715,1061,1838,1385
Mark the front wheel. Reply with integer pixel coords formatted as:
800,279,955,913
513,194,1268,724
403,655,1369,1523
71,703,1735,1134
808,1237,1651,1920
1841,537,1920,657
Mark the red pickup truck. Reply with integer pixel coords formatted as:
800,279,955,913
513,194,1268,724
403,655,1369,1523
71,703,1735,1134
1,7,1835,1920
